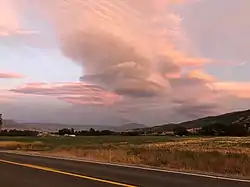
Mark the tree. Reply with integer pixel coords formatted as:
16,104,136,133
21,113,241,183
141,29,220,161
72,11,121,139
0,129,38,136
0,114,3,130
89,128,96,135
70,128,75,134
58,128,72,135
173,126,188,136
226,123,249,136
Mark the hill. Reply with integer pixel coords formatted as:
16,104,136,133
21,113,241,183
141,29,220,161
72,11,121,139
136,109,250,133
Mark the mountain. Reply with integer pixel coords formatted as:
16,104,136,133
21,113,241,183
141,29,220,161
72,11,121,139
1,120,17,130
135,109,250,133
2,120,19,127
1,120,147,132
117,123,147,131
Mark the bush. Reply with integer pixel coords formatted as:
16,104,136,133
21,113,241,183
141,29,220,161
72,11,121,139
173,126,188,136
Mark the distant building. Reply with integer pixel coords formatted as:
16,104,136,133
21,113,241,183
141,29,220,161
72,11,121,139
187,128,201,134
38,132,59,137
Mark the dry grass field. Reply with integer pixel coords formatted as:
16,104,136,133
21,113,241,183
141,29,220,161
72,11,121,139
0,141,44,150
1,136,250,178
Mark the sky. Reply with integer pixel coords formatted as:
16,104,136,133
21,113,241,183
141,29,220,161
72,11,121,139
0,0,250,126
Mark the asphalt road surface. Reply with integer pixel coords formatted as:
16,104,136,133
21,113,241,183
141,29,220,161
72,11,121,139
0,152,249,187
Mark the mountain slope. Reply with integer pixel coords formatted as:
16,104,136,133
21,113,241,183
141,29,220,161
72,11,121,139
136,109,250,132
180,109,250,128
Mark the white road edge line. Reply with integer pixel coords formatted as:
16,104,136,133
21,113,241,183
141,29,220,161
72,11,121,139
1,150,250,183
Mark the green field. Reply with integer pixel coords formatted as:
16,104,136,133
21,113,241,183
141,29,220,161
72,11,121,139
0,136,177,147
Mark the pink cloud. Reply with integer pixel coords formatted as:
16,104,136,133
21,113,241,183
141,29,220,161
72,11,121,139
1,0,210,98
0,1,39,36
0,28,40,37
0,89,24,103
214,82,250,98
0,94,13,103
0,0,19,31
0,72,24,79
187,70,215,82
11,82,121,106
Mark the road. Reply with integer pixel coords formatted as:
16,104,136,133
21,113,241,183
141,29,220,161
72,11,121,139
0,152,249,187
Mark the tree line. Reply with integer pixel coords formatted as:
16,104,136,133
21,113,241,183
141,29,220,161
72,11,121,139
173,122,250,137
57,128,140,136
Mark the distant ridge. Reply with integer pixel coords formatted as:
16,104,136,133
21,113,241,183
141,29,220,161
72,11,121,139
2,120,147,132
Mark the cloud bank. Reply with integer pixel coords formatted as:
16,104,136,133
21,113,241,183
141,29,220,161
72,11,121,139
11,82,120,106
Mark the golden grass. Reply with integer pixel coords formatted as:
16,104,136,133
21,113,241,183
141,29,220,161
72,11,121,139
142,137,250,155
0,141,44,150
46,137,250,177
